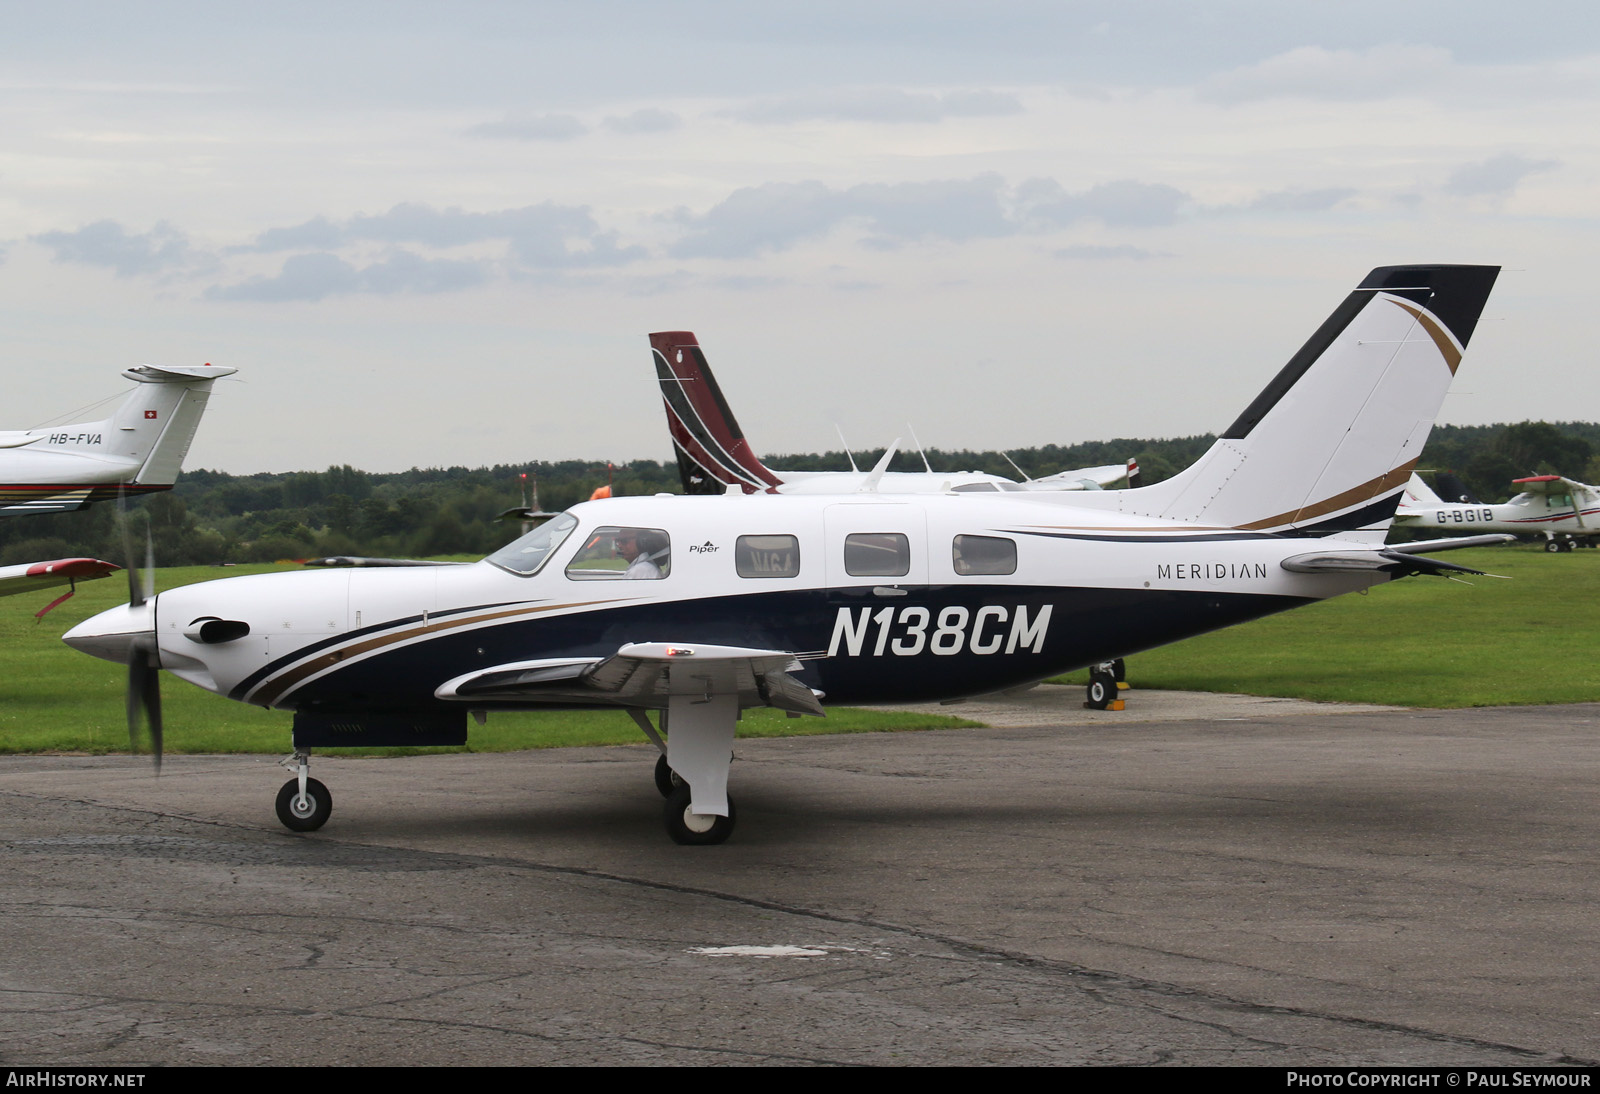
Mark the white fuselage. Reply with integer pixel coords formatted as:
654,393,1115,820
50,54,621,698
70,492,1385,717
1398,492,1600,538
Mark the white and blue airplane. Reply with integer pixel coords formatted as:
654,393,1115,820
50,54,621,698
63,265,1505,845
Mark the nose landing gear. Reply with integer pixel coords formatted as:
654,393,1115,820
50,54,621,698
275,751,332,832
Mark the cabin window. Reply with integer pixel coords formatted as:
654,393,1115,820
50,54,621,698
844,532,910,578
485,512,578,576
565,526,671,580
951,482,1000,493
953,534,1016,575
736,535,800,578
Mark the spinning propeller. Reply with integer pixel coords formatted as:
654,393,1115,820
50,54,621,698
119,502,163,771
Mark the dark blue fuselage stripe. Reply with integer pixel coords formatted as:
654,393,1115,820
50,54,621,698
266,584,1310,713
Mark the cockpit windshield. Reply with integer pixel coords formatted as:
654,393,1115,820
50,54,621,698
485,512,579,576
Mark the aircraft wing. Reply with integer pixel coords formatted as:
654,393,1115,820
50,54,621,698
436,641,825,716
1510,475,1587,495
1020,462,1129,491
0,557,120,617
303,556,467,568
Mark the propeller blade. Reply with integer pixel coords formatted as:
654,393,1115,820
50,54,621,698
142,528,155,604
119,494,162,772
120,500,144,609
126,644,163,772
144,660,163,772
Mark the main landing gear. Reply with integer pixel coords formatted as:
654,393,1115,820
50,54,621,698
275,751,332,832
1544,536,1590,553
1084,658,1128,710
633,709,737,846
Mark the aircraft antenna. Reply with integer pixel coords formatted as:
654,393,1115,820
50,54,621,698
1000,451,1031,482
907,424,934,473
834,425,860,472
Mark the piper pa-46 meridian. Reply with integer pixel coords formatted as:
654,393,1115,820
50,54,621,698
65,265,1506,845
1396,472,1600,551
652,331,1130,496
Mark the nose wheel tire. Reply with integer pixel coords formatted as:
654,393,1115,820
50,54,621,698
654,754,684,798
664,783,735,845
275,777,333,832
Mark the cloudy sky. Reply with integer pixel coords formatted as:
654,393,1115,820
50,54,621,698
3,2,1595,474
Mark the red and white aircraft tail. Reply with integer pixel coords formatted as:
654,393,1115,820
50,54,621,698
651,332,783,495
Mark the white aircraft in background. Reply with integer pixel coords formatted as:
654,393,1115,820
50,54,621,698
1395,473,1600,552
0,364,233,613
0,364,236,517
651,331,1132,496
64,265,1505,845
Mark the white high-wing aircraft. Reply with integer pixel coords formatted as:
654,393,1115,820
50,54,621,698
1395,473,1600,551
0,364,237,517
64,265,1505,845
651,332,1130,496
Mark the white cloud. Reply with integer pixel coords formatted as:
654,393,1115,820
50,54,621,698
1198,44,1456,104
1443,153,1559,196
1054,244,1170,261
728,87,1022,124
602,108,682,134
31,220,199,277
236,202,647,271
207,251,490,302
669,176,1015,258
1017,179,1190,229
467,112,588,140
1248,188,1357,213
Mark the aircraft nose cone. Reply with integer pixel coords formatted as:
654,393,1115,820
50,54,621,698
62,601,155,665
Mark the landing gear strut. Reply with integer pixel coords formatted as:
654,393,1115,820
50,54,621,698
275,750,332,832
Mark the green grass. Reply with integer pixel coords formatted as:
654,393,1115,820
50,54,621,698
1052,546,1600,708
0,562,977,756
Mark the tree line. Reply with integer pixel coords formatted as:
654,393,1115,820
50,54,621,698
1,421,1594,567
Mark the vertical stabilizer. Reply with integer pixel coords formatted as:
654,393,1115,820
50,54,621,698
1402,473,1444,507
651,333,784,495
1066,265,1500,541
116,365,238,485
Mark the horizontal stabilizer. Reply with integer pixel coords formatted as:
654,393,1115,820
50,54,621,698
1282,546,1503,578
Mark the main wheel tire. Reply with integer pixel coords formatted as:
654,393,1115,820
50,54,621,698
1546,540,1564,553
1086,672,1115,710
654,754,683,798
663,782,736,845
275,777,332,832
